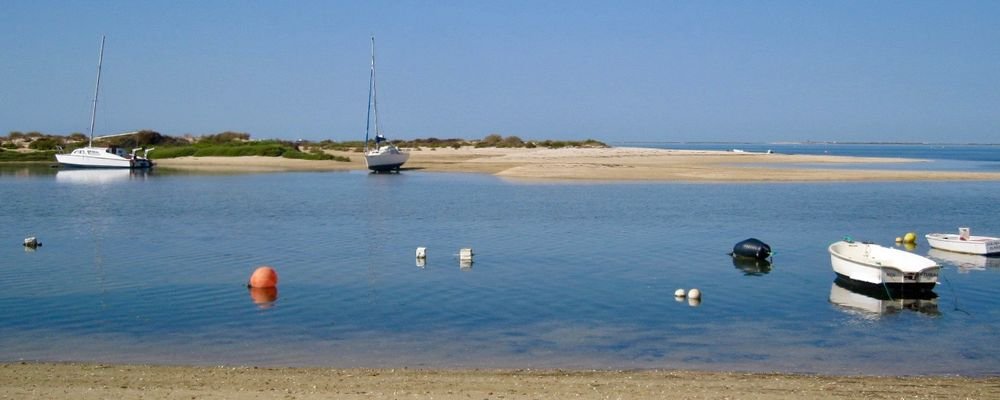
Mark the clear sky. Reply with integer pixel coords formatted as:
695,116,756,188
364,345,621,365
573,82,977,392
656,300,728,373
3,1,998,143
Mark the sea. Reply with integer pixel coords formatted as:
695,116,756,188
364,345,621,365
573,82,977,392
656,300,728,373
1,143,998,376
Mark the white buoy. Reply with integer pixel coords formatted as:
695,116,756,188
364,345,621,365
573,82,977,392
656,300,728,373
459,248,473,261
416,247,427,259
674,289,686,298
688,288,701,300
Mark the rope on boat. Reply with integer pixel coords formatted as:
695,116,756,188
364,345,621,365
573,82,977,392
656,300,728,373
879,281,894,301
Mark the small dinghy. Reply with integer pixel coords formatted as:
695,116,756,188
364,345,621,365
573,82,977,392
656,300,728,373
925,227,1000,256
828,240,939,291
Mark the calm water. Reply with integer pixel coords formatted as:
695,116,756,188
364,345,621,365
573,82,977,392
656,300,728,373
627,142,1000,171
2,149,999,375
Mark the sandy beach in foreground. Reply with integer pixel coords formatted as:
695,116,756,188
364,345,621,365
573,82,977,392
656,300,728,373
153,146,1000,182
2,363,996,399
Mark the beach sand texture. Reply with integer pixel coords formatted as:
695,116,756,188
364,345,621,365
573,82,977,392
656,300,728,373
2,363,997,400
153,146,1000,182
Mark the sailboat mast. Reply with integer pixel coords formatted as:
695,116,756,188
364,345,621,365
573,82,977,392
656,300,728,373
88,35,106,148
364,36,375,153
371,37,381,142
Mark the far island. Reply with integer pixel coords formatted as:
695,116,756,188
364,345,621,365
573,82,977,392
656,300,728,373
5,130,1000,182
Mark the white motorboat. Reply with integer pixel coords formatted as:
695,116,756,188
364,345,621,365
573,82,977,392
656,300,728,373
362,36,409,172
55,36,154,169
925,228,1000,256
828,240,939,291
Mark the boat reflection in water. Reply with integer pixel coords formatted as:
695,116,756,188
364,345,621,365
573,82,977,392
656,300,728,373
829,277,939,317
248,287,278,309
55,168,149,184
732,256,772,276
927,249,1000,272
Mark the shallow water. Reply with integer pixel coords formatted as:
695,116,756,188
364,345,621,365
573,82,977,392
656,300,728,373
629,142,1000,171
1,164,999,375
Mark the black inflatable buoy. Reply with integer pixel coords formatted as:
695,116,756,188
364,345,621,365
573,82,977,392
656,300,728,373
731,238,771,260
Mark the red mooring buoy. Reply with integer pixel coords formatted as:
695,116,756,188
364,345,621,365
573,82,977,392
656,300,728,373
248,266,278,288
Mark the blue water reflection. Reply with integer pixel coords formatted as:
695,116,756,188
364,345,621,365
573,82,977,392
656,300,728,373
1,164,998,375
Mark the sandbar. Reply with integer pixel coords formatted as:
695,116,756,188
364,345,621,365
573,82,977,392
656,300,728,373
2,362,996,399
153,146,1000,182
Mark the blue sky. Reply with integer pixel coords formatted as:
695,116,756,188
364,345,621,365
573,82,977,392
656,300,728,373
3,1,998,143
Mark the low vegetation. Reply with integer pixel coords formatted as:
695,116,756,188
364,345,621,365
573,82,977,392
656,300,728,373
1,130,607,162
0,148,57,162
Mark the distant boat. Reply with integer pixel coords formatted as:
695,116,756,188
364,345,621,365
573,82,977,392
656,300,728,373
362,36,408,172
55,36,153,169
925,228,1000,256
828,240,939,291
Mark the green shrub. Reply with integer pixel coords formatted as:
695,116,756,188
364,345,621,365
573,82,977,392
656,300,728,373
0,150,56,161
200,131,251,144
28,137,62,150
149,147,198,158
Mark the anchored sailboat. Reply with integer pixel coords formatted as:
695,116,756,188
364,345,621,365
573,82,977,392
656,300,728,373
56,35,154,169
363,36,408,172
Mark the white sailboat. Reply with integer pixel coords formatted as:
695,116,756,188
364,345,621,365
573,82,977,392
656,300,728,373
363,36,408,172
55,36,154,169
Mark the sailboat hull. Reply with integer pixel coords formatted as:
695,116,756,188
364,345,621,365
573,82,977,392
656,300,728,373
56,147,153,169
364,152,409,172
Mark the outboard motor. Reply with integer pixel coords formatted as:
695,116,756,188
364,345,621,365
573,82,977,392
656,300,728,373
731,238,771,260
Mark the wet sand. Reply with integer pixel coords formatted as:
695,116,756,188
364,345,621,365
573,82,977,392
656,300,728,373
153,146,1000,182
2,362,997,400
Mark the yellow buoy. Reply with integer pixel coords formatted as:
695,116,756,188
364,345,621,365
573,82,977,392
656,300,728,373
903,232,917,244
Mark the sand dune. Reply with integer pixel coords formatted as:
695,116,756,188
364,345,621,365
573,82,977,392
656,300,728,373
152,146,1000,182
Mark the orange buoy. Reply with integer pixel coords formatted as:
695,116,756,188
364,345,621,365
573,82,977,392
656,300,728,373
248,266,278,288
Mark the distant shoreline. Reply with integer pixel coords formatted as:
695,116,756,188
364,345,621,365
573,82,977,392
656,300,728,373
615,141,1000,146
150,146,1000,182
